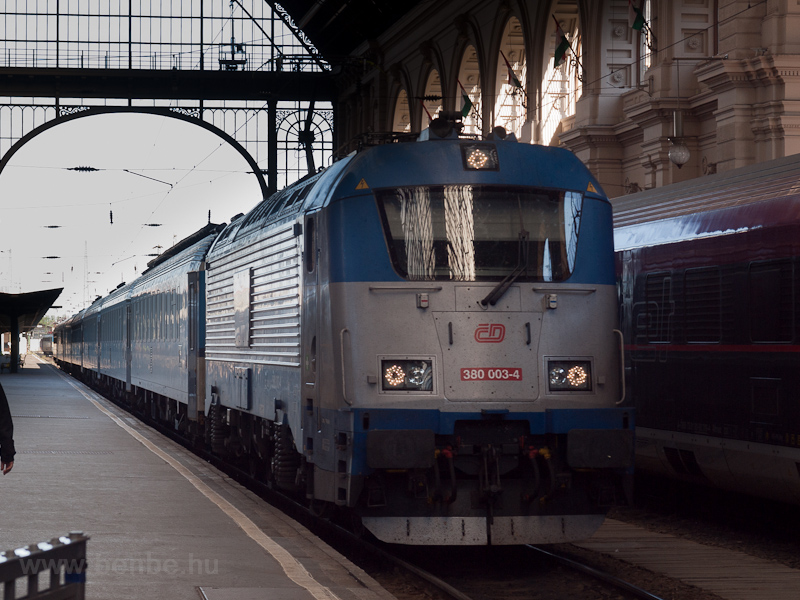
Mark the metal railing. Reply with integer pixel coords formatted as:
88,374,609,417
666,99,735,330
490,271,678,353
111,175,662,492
0,46,327,72
0,532,88,600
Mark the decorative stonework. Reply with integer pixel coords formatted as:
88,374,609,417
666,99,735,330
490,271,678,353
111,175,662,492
686,34,702,51
608,65,629,87
419,41,434,66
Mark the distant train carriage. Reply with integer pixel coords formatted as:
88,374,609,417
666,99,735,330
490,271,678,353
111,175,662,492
81,298,102,376
97,284,132,396
54,311,85,375
615,154,800,504
39,334,53,356
55,115,633,546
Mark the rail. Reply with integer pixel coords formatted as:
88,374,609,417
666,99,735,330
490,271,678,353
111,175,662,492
527,545,665,600
0,532,89,600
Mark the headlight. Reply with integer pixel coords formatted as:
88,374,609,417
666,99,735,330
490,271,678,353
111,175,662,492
548,360,592,391
381,359,433,391
461,143,499,171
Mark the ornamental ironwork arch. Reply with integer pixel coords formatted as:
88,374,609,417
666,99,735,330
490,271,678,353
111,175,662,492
0,106,271,201
0,2,337,197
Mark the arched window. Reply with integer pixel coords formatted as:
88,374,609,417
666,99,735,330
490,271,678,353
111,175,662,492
422,70,443,126
457,45,481,135
494,18,527,139
540,12,582,146
392,89,411,133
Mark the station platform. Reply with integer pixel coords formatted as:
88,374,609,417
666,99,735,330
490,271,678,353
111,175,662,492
0,356,398,600
576,515,800,599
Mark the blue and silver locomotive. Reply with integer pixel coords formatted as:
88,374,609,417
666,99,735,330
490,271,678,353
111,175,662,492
55,114,632,545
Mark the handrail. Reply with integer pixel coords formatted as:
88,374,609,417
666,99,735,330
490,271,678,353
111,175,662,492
340,328,351,405
368,285,443,292
532,286,596,294
613,329,626,405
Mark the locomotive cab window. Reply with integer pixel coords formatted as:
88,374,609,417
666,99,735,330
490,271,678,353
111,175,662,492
375,185,582,282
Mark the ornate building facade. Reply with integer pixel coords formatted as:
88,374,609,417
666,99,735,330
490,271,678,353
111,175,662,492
334,0,795,198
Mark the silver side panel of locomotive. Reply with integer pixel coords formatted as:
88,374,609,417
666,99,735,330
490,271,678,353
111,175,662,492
204,221,304,432
204,160,352,439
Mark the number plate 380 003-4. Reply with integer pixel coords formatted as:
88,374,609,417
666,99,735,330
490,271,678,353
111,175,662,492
460,368,522,381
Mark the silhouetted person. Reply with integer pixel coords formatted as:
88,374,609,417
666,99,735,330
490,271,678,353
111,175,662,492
0,382,15,474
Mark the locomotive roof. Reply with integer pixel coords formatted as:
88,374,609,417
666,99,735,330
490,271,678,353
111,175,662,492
212,128,607,254
612,153,800,228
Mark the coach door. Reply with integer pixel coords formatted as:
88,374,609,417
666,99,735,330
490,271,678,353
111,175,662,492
125,301,132,392
187,271,201,421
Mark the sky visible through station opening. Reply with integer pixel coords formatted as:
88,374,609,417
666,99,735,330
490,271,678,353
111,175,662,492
0,112,264,319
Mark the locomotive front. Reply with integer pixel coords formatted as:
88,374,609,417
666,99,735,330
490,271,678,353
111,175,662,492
309,122,633,545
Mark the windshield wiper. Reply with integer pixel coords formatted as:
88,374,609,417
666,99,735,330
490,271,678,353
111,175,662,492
480,228,530,307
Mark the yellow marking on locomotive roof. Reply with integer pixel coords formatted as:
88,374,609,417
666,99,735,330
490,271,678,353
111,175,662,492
355,178,369,190
57,367,343,600
587,182,598,193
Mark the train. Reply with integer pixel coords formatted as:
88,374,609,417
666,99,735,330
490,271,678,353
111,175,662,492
54,113,633,546
615,153,800,505
39,333,53,356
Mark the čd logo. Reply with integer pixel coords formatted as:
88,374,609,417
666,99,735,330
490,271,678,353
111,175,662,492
474,324,505,343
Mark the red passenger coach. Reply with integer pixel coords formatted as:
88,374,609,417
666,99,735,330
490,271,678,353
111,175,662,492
615,154,800,504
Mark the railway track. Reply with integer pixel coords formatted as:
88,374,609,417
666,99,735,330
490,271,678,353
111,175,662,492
335,535,673,600
355,540,671,600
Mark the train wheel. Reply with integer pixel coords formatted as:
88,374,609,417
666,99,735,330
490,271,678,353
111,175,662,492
272,423,301,491
309,498,329,517
210,403,228,457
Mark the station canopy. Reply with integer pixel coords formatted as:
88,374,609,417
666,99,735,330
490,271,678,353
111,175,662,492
280,0,421,56
0,289,62,335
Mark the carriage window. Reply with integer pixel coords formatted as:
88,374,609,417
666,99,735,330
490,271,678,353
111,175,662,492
685,268,721,343
644,273,673,343
749,261,793,343
375,185,582,282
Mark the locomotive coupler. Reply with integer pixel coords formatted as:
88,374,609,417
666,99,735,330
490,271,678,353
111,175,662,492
522,446,542,503
478,445,503,506
408,469,429,499
433,446,457,504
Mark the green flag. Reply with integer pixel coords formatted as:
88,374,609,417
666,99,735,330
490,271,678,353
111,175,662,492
458,80,474,117
461,92,473,118
500,51,523,90
629,0,645,31
552,16,570,68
